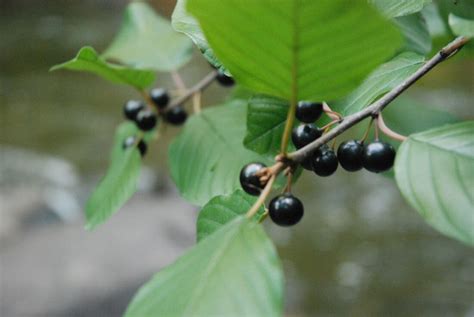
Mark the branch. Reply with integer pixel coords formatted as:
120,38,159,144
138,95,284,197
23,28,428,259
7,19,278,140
288,36,469,163
166,70,218,110
246,174,276,219
171,70,187,92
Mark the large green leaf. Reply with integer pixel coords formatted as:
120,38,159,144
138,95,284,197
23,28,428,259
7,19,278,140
51,47,155,89
395,13,432,55
371,0,431,18
395,121,474,245
449,14,474,37
334,52,425,115
244,95,298,156
102,2,193,71
169,101,272,206
171,0,224,71
85,123,142,230
188,0,402,102
197,190,264,242
125,217,283,317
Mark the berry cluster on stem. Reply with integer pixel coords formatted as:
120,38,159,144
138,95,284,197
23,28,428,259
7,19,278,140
240,36,468,227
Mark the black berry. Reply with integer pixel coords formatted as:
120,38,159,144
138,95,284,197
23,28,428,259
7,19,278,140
296,101,323,123
123,136,147,156
291,124,323,149
362,141,396,173
135,109,157,131
300,144,329,170
165,106,187,125
312,147,338,177
216,70,235,87
150,88,169,108
240,162,267,196
123,100,145,121
269,193,304,226
337,140,364,172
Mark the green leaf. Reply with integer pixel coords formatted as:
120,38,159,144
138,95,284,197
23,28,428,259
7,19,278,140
125,217,283,317
172,0,225,71
449,14,474,37
169,101,272,206
436,0,474,20
334,52,425,115
244,95,297,156
395,13,432,55
102,2,193,71
51,47,155,89
421,3,448,37
197,190,264,242
371,0,431,18
395,121,474,245
383,97,459,139
188,0,402,102
85,122,142,230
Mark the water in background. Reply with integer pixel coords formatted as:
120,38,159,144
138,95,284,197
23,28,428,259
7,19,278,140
1,1,473,316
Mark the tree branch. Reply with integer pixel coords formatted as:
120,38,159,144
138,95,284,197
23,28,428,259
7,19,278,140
288,36,469,163
166,70,218,111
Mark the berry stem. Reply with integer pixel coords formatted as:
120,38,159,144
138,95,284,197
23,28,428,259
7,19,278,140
322,102,342,121
373,114,380,140
171,70,187,92
167,70,218,111
139,90,155,110
280,97,297,155
360,118,374,143
377,112,408,142
246,174,276,219
283,168,293,193
287,36,469,163
321,119,340,132
193,91,202,114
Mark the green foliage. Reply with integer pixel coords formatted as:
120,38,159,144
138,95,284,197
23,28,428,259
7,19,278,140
50,47,155,89
395,121,474,245
448,14,474,37
395,13,432,55
383,97,459,140
172,0,225,71
244,95,296,156
56,1,474,315
421,3,448,37
196,190,264,242
371,0,431,18
125,217,283,317
436,0,474,20
334,52,425,115
85,123,143,230
168,101,272,206
102,2,193,71
188,0,402,102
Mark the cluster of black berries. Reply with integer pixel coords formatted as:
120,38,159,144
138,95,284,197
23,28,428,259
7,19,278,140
240,162,304,226
122,88,188,156
239,101,397,227
338,139,396,173
292,101,396,176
